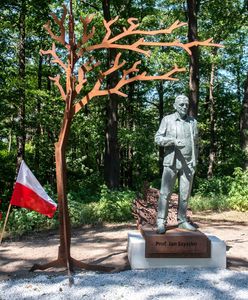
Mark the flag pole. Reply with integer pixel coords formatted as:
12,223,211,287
0,202,12,244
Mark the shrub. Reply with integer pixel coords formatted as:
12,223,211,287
96,185,135,222
191,168,248,212
227,168,248,211
68,200,98,226
193,175,231,197
5,208,58,236
189,195,229,212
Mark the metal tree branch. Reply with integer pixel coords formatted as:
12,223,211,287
102,18,187,43
86,18,223,56
41,14,223,106
44,5,67,46
49,75,66,100
73,59,186,115
87,37,223,56
82,57,101,73
75,67,87,94
78,15,96,47
40,43,67,71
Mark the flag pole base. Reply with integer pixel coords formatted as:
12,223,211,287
29,256,115,273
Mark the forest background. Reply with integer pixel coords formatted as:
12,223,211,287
0,0,248,235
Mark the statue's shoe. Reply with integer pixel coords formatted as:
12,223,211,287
157,224,166,234
178,221,197,231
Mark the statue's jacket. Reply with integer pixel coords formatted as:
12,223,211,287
155,112,198,168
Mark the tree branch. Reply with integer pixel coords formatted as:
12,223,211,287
101,53,126,76
82,57,101,73
102,18,186,44
40,43,67,71
102,16,119,42
72,62,186,115
109,19,187,43
43,5,67,46
72,53,126,114
73,58,102,96
77,15,96,49
75,67,87,94
112,64,186,94
73,79,109,115
49,75,66,100
85,18,223,56
87,38,223,56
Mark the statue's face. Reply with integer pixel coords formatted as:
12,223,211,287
174,97,189,118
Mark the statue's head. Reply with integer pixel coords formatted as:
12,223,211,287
173,95,189,118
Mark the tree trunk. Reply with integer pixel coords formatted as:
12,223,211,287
126,80,135,188
102,0,120,189
34,54,43,173
207,61,217,178
126,79,135,189
240,71,248,169
187,0,199,118
156,81,164,176
237,36,243,103
55,110,72,269
17,0,26,170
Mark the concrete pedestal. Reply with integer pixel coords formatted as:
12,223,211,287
128,231,226,269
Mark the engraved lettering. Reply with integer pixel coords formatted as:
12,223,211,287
178,241,197,247
155,241,167,246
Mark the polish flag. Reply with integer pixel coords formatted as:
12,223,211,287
10,161,57,218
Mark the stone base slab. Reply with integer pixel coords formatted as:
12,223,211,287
128,231,226,269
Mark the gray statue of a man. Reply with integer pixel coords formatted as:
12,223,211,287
155,95,198,234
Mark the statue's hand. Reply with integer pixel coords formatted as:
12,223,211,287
175,139,185,148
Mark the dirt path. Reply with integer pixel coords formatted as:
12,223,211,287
193,211,248,270
0,211,248,281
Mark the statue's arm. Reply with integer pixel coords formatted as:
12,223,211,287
154,117,175,147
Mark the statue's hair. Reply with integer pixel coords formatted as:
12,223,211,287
175,95,189,104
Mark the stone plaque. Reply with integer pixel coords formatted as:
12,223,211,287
141,226,211,258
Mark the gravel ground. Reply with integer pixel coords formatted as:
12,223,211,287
0,268,248,300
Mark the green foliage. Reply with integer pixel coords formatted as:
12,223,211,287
227,168,248,211
5,208,58,236
191,168,248,212
68,201,97,226
190,195,229,212
96,185,135,222
193,175,231,197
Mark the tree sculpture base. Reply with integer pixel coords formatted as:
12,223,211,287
30,255,115,273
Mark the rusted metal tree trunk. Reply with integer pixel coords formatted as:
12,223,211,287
55,113,72,269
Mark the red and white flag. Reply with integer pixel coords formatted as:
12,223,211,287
10,161,57,218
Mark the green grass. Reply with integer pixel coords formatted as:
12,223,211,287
189,195,230,212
